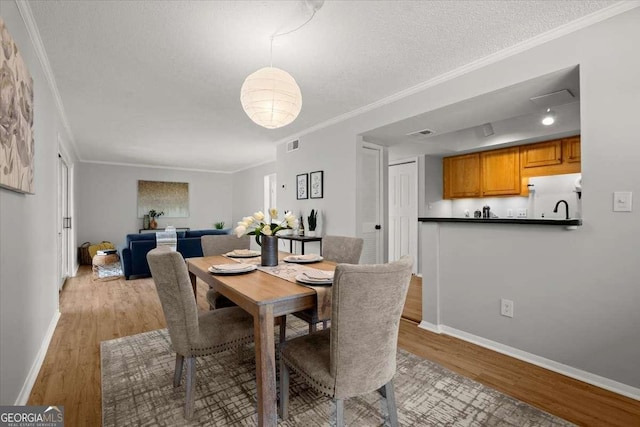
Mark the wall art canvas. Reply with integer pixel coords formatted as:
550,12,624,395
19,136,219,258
296,173,308,200
0,17,35,194
310,170,323,198
137,180,189,218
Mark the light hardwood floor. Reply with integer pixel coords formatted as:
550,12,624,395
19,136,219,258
28,267,639,426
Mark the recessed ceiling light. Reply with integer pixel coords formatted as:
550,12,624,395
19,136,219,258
542,108,556,126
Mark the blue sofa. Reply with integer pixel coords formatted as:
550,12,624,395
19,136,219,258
120,229,231,279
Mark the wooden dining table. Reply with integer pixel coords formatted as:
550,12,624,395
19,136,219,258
186,253,335,427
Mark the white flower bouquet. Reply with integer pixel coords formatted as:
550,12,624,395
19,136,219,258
234,208,297,245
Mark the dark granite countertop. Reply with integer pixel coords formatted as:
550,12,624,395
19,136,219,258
418,217,582,226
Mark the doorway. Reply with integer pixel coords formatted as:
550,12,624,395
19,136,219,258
388,159,418,273
57,154,71,290
264,173,277,215
358,142,384,264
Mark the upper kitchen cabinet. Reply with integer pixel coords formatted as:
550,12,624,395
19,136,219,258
563,135,581,163
443,148,520,199
443,136,581,199
521,135,581,177
521,140,562,168
481,147,520,196
443,153,480,199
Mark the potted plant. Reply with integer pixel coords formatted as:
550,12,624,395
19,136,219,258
307,209,318,237
214,221,225,230
148,209,164,229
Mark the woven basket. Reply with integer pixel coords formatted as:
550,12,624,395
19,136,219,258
78,242,92,265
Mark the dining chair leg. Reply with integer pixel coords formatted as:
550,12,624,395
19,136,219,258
322,320,328,329
279,359,290,420
333,398,345,427
184,356,197,419
309,322,317,334
173,354,184,387
383,380,398,427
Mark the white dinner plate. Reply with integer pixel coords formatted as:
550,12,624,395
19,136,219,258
284,255,323,263
208,264,257,274
295,272,333,285
225,250,261,258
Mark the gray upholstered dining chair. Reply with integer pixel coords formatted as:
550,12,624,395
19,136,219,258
279,255,413,427
201,235,250,309
147,247,254,419
293,235,364,333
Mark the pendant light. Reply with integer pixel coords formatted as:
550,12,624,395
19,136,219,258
241,1,324,129
241,67,302,129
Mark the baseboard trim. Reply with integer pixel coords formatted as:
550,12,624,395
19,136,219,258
427,324,640,401
14,310,61,405
418,320,441,334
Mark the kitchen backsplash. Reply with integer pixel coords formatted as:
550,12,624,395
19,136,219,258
450,173,582,219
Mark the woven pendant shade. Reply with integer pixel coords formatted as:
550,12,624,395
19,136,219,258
240,67,302,129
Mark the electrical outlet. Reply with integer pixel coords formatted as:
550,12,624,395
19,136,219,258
500,299,514,318
517,208,527,218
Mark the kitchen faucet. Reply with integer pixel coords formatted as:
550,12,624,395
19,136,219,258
553,199,569,219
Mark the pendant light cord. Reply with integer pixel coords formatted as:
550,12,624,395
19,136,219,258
269,8,318,67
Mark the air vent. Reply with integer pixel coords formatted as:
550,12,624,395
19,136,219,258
407,128,435,138
286,139,299,153
530,89,575,108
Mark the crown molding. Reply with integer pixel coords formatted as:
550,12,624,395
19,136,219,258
275,1,640,148
231,158,277,174
81,159,233,174
15,0,80,161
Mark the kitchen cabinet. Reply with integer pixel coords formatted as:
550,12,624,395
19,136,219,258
563,136,581,163
443,153,480,199
481,147,520,196
521,140,562,168
521,135,581,177
443,135,581,199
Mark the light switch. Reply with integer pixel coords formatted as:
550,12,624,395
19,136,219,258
613,191,632,212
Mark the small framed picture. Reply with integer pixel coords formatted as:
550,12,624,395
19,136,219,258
310,170,323,199
296,173,308,200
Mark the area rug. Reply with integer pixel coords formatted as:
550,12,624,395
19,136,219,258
101,318,573,426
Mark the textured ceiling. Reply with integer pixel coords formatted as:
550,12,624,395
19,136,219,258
27,0,616,172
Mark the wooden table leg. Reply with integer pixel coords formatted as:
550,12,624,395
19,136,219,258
189,271,197,301
254,304,277,427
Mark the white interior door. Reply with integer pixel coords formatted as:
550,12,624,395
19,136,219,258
358,144,383,264
57,154,70,289
389,160,418,273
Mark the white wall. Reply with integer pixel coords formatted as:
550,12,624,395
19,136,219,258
76,163,233,246
231,161,276,223
0,1,76,404
274,7,640,393
276,127,358,238
415,10,640,393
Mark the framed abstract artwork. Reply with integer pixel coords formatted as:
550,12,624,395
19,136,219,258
296,173,308,200
310,170,323,199
0,18,35,194
137,180,189,218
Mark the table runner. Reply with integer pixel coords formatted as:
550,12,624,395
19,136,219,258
221,254,333,321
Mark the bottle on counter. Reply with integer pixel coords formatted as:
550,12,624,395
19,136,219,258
474,209,482,218
298,215,305,236
482,205,491,218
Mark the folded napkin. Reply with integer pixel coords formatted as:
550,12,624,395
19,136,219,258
303,270,334,281
231,249,257,256
290,254,319,261
211,263,251,271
